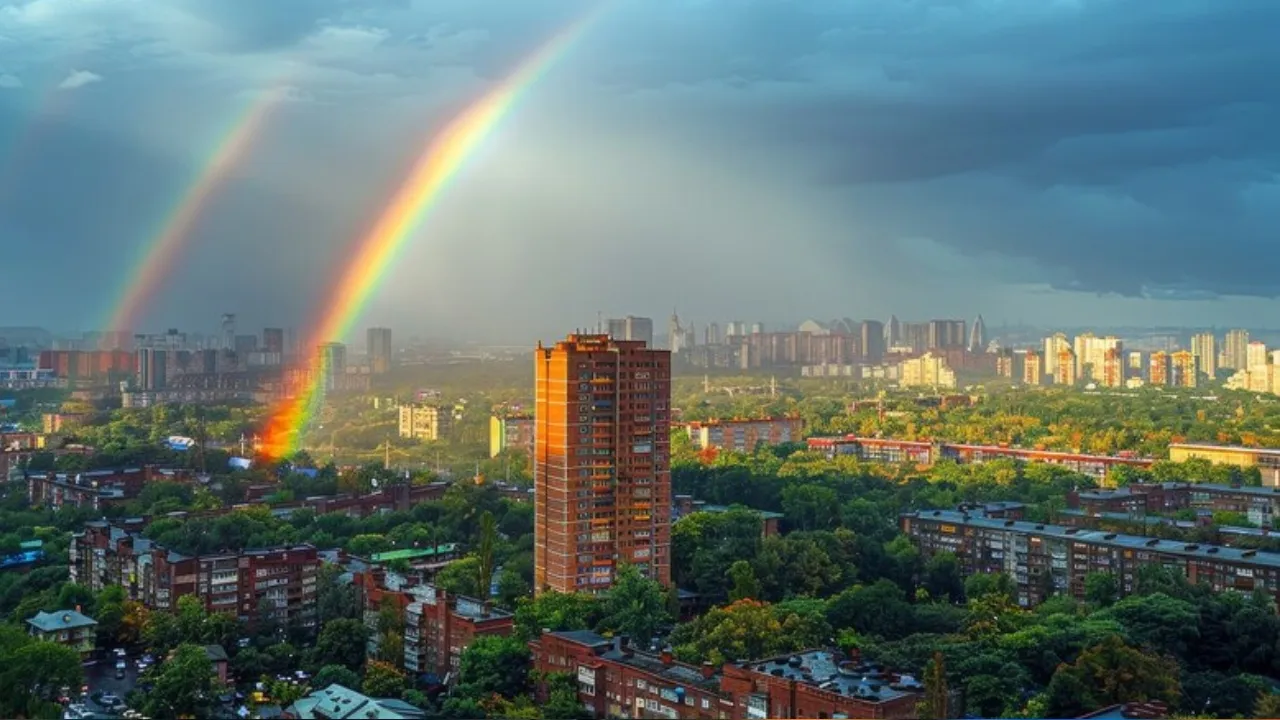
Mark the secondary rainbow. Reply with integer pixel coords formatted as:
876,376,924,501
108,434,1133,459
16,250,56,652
262,8,602,457
105,81,292,336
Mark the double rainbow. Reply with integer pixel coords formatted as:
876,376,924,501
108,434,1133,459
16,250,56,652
261,8,601,457
105,78,294,336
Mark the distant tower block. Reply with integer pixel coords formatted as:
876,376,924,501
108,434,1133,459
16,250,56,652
221,313,236,351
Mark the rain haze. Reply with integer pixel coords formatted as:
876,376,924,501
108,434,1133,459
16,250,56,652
1,0,1279,342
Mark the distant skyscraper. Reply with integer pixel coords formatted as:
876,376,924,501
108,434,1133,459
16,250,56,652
1044,333,1069,380
1171,350,1197,388
135,348,167,391
534,334,671,594
1190,332,1217,380
220,314,236,350
606,316,654,348
1248,341,1269,370
887,315,901,348
234,335,258,354
316,342,346,390
969,315,986,352
861,320,885,362
927,319,966,350
1022,350,1042,386
263,328,285,354
367,327,393,375
1225,329,1250,370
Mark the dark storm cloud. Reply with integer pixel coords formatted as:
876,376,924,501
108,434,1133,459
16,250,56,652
627,0,1280,300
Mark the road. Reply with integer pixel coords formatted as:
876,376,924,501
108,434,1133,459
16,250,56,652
83,658,140,716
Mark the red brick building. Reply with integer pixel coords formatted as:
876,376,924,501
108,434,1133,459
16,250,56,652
355,568,513,682
809,435,1154,478
71,522,318,628
534,334,672,594
27,466,194,511
683,416,805,452
530,630,923,720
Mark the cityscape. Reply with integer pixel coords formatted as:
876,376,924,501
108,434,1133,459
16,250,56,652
3,1,1280,720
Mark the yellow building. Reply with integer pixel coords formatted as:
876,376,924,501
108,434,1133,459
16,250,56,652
398,404,451,441
489,415,535,458
1169,443,1280,487
898,353,956,389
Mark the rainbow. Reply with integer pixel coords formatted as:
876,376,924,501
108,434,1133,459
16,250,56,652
262,8,602,457
104,81,293,337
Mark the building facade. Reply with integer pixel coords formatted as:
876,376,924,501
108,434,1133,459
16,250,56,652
399,404,452,441
807,435,1153,478
902,509,1280,607
534,334,672,594
71,522,319,628
367,327,393,375
490,414,535,458
27,609,97,656
683,417,804,452
28,466,193,512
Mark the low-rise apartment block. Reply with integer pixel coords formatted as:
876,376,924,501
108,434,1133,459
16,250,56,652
1169,443,1280,487
684,416,805,452
71,522,319,627
808,435,1153,478
903,509,1280,607
27,466,193,512
530,630,922,720
355,567,513,682
1068,481,1280,527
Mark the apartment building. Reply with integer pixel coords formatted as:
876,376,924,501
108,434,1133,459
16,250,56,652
399,404,452,441
355,568,513,681
71,522,319,627
489,414,535,458
27,466,193,512
1169,443,1280,487
534,334,672,594
530,630,922,720
1022,350,1041,386
902,509,1280,607
683,416,804,452
807,435,1153,478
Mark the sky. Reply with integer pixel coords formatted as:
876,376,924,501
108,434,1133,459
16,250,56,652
0,0,1278,343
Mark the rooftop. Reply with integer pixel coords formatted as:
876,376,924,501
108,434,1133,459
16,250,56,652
739,651,921,703
370,544,459,563
1170,442,1280,456
907,509,1280,568
27,609,97,632
287,684,424,720
550,630,723,692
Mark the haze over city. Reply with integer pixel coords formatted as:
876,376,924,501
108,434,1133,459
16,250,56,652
0,0,1278,341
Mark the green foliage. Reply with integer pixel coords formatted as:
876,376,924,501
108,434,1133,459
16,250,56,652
140,643,217,719
596,564,671,644
313,664,361,690
362,659,407,698
311,619,369,672
455,635,532,700
513,591,601,642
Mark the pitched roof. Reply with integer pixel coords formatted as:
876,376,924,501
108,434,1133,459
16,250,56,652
27,609,97,632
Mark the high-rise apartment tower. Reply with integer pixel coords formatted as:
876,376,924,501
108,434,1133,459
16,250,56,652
367,327,393,375
534,334,671,595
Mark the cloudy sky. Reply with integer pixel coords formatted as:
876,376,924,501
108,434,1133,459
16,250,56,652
0,0,1277,343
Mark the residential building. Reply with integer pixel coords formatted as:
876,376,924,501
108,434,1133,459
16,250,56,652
316,342,346,391
1043,333,1069,380
995,349,1014,379
898,353,956,389
808,435,1152,478
70,522,319,627
263,328,285,354
1169,443,1280,487
287,684,426,720
1171,350,1197,388
533,333,672,594
398,404,451,441
968,314,986,352
861,320,886,363
136,348,168,391
367,327,393,375
1191,333,1217,380
1101,348,1123,388
27,466,193,512
1022,350,1041,386
356,568,514,681
683,416,804,452
489,414,535,458
607,316,655,348
1055,348,1076,386
529,629,922,720
902,509,1280,607
1149,351,1170,387
27,609,97,656
1225,329,1250,370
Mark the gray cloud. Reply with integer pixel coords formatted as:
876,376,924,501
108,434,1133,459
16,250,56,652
0,0,1278,341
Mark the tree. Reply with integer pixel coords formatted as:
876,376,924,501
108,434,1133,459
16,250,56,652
727,560,761,601
1084,573,1119,607
1045,635,1181,717
436,556,482,598
0,640,84,716
963,572,1015,602
541,672,592,720
313,664,362,690
311,618,369,671
316,564,361,622
921,651,949,720
669,599,800,665
597,564,670,644
456,635,532,700
513,591,601,641
141,643,216,719
362,659,407,698
1256,692,1280,719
